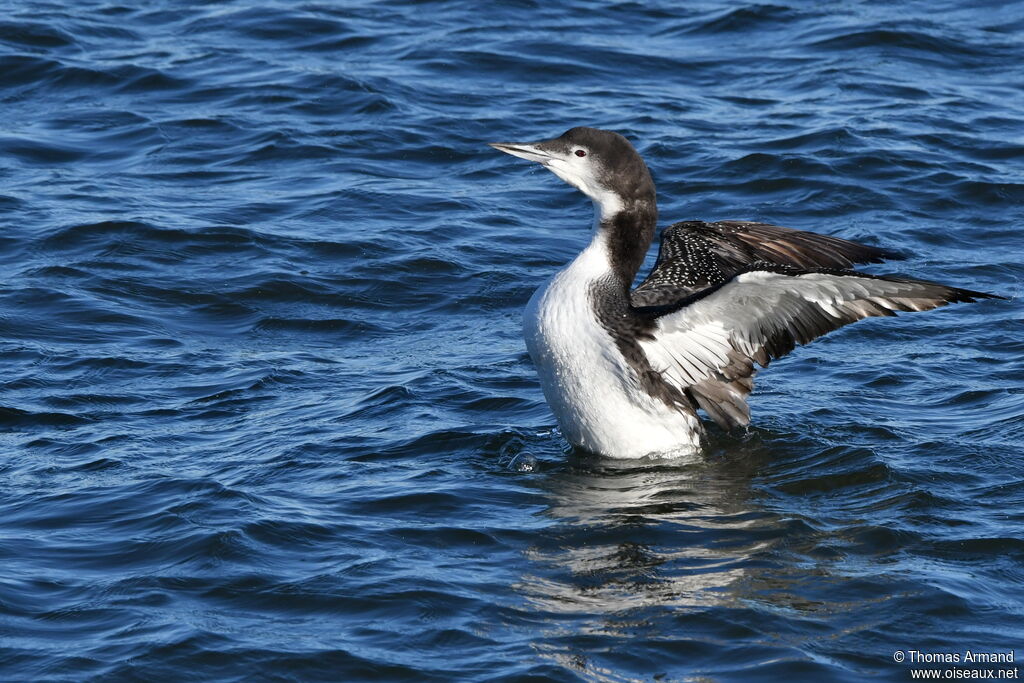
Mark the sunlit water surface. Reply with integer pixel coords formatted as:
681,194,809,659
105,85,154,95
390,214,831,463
1,1,1022,681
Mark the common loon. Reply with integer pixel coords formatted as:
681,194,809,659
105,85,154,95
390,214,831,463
490,126,1000,458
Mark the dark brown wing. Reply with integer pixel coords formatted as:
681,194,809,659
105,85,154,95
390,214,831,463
631,220,899,307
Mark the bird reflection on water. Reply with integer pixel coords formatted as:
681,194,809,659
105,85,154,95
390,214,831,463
512,431,906,677
519,437,766,613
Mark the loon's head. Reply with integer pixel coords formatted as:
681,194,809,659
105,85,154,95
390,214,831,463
490,126,655,219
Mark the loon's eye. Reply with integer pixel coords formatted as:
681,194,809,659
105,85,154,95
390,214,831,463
574,149,587,157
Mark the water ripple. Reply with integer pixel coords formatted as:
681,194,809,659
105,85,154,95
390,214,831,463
0,0,1021,681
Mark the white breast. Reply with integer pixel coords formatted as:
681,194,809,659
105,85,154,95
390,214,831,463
522,236,702,458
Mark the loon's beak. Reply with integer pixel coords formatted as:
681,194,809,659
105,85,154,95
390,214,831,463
489,141,554,165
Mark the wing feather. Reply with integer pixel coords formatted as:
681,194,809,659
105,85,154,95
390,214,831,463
637,266,997,430
631,220,898,307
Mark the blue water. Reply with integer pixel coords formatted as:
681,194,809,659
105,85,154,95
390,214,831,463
1,1,1022,680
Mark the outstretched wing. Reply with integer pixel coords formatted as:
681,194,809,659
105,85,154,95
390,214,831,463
636,265,996,430
631,220,898,307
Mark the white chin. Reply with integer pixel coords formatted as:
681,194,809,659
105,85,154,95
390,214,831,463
545,164,621,218
547,165,594,199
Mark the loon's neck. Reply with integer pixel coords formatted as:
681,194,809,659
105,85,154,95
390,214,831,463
589,192,658,292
